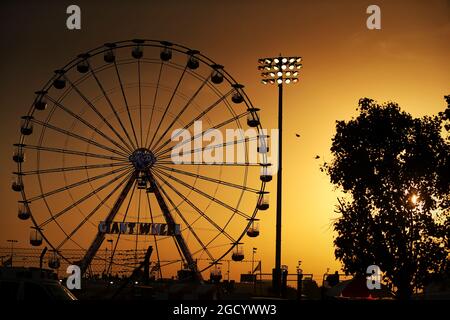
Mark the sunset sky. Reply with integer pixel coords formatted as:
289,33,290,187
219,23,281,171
0,0,449,282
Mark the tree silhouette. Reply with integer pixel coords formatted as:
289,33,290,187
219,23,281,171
323,97,450,299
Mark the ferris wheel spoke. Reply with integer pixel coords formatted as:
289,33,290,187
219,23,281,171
63,75,136,153
152,89,234,154
16,161,129,176
145,192,163,279
155,110,249,158
38,167,134,228
152,170,236,243
152,167,252,220
144,62,164,148
148,65,188,150
150,76,209,152
107,180,137,275
113,60,140,148
30,118,129,158
158,259,184,269
56,172,134,250
45,95,131,155
154,164,260,193
19,144,127,161
157,136,258,162
89,64,138,152
152,172,215,261
138,60,144,148
192,243,231,257
28,165,132,203
155,161,261,167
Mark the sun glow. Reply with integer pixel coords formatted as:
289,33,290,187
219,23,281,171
411,194,419,205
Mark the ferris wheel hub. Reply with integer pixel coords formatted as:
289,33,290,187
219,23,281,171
129,148,156,171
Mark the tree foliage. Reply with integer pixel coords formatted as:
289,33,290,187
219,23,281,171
324,97,450,299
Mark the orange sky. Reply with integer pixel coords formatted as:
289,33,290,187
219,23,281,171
0,0,449,282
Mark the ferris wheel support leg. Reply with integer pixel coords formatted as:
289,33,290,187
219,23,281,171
78,172,138,276
146,170,203,282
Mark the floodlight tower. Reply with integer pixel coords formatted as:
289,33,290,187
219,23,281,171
257,55,302,296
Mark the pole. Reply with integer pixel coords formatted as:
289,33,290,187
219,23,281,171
252,250,256,294
7,240,18,267
260,260,263,282
104,248,107,274
297,272,303,300
39,247,48,271
108,239,113,276
297,261,303,300
252,249,255,274
272,82,283,296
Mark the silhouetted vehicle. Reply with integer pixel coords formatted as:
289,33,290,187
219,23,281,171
0,267,77,301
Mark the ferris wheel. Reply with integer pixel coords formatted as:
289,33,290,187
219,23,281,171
12,39,272,279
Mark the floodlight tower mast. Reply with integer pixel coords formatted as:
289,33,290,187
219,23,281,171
257,56,302,296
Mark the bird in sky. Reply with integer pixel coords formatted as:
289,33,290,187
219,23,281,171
295,133,300,138
315,155,320,159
